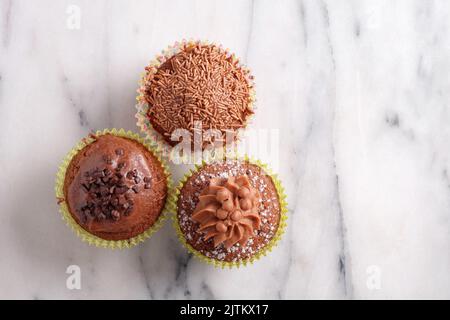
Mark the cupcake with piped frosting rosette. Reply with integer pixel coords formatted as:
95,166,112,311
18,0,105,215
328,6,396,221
174,158,287,267
136,40,255,154
55,129,173,249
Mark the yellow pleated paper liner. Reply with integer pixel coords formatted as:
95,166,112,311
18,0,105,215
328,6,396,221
55,128,174,249
172,156,288,268
135,39,257,155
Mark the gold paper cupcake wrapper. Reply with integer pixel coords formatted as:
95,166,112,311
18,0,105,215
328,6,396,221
135,39,256,157
55,128,174,249
172,156,288,268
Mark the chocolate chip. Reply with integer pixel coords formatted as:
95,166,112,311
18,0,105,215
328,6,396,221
111,210,120,221
115,148,124,156
144,176,152,183
124,206,133,216
80,164,141,222
85,209,94,219
144,183,151,189
98,213,106,220
115,186,129,194
92,170,103,179
102,194,111,203
110,176,119,184
111,197,119,206
100,186,109,196
117,162,126,170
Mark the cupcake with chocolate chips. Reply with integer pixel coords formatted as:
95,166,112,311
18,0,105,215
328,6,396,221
174,159,287,267
55,129,172,248
136,40,255,151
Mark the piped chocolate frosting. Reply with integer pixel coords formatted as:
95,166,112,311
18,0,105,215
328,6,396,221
177,161,281,262
192,175,261,249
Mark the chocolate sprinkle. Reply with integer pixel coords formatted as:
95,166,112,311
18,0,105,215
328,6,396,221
144,43,253,148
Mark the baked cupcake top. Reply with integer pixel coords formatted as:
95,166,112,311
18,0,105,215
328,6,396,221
177,160,281,263
143,42,254,149
63,134,167,241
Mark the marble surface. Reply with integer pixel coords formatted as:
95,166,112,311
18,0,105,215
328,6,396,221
1,0,450,299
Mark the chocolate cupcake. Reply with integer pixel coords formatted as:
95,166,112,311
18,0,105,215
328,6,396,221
136,40,255,151
56,129,172,248
175,159,287,267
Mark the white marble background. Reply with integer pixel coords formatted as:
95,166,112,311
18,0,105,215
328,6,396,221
0,0,449,299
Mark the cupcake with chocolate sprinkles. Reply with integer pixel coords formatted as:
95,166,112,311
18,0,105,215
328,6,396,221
174,159,287,267
136,40,255,151
55,129,172,248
